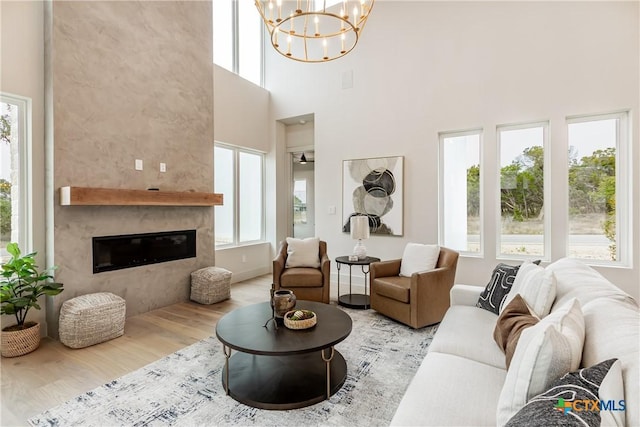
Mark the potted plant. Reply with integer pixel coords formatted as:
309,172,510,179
1,242,63,357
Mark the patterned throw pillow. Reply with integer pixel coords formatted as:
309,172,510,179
476,263,521,314
505,359,620,427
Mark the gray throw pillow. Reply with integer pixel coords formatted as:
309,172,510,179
505,358,618,427
476,263,520,314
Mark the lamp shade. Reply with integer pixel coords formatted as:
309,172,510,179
350,216,370,240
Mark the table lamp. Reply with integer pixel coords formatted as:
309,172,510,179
350,216,370,260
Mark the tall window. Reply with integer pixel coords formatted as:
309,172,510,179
439,130,482,254
567,112,629,264
213,0,262,86
1,94,31,261
497,122,548,258
214,144,264,247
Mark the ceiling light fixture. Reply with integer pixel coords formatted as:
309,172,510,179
300,153,308,164
255,0,375,63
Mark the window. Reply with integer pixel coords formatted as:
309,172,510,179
293,180,307,225
497,122,548,258
1,93,31,261
567,112,630,264
213,0,263,86
439,130,482,254
214,143,264,247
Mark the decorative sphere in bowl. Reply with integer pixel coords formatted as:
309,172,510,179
283,309,317,330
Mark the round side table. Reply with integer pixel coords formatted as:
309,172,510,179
335,256,380,309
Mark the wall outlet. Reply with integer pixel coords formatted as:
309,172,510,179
241,254,247,263
135,159,143,171
328,205,336,215
160,162,166,172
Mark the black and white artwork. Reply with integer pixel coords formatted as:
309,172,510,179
342,156,404,236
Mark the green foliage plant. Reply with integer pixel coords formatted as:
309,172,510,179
1,242,63,330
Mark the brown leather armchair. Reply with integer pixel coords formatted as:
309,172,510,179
273,240,330,304
370,247,459,328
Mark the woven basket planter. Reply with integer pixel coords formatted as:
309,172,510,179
1,321,40,358
59,292,126,349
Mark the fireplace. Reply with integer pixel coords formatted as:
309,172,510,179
92,230,196,273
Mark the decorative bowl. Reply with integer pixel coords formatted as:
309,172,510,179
283,309,317,330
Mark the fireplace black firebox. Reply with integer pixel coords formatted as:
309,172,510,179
92,230,196,273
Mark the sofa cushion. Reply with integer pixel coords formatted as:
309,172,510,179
431,305,507,369
501,262,556,317
285,237,320,268
280,268,323,287
504,359,623,427
546,258,636,310
372,276,410,303
399,243,439,277
581,297,639,427
494,294,540,369
496,324,574,425
391,352,506,426
476,263,520,314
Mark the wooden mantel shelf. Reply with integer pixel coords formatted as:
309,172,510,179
60,186,223,207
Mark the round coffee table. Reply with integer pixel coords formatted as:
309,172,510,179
215,300,352,410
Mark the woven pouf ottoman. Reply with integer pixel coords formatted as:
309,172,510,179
59,292,126,349
190,267,232,304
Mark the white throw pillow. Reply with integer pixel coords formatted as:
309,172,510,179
285,237,320,268
496,324,573,426
500,262,557,317
496,298,585,425
600,359,626,427
399,243,440,277
536,298,585,371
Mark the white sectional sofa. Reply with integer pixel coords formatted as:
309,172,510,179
390,258,639,426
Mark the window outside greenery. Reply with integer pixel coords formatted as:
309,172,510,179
1,94,29,263
567,115,623,262
441,131,481,254
498,124,547,258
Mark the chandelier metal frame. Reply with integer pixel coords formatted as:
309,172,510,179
255,0,375,63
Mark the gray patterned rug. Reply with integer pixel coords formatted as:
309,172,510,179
29,307,437,427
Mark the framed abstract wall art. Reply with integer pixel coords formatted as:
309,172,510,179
342,156,404,236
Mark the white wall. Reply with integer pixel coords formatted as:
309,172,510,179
265,1,640,299
214,65,270,152
213,65,272,281
0,1,47,332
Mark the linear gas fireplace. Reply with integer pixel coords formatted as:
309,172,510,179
92,230,196,273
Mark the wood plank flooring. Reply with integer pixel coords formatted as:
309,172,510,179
0,274,272,426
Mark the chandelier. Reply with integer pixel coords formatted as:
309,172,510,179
255,0,375,63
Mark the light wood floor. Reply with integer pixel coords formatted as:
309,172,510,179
0,274,273,426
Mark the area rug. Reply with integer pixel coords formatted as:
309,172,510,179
29,307,438,427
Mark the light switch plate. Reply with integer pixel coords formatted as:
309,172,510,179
328,206,336,215
160,162,166,172
135,159,143,171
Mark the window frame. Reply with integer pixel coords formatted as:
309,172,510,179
565,111,631,267
496,121,551,261
438,128,484,257
214,142,265,248
0,92,32,256
213,0,264,87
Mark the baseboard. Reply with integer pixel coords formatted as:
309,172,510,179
229,266,270,284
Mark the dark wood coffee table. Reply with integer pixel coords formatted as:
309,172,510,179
215,300,352,410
